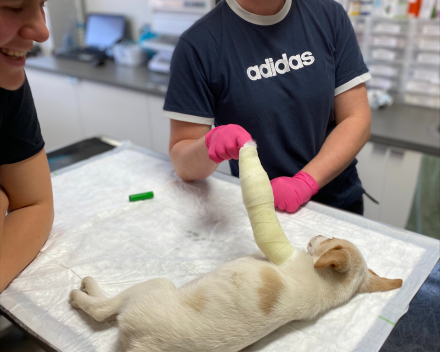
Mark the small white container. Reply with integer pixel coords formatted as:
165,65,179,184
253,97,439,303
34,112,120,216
371,48,400,61
368,64,400,77
367,76,398,90
370,35,406,49
113,43,147,67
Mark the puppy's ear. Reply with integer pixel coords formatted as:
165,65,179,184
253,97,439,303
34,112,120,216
358,269,403,293
314,245,351,273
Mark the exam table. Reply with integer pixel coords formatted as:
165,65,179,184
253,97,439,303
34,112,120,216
0,137,438,352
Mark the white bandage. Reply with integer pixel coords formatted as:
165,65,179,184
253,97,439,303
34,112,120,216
239,144,295,265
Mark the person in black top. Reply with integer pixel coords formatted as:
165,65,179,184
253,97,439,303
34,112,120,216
0,0,53,292
167,0,371,215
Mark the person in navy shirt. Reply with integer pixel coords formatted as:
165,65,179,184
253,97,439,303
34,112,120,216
164,0,371,214
0,0,53,292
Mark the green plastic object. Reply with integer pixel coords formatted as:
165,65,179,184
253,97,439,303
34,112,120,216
129,191,154,202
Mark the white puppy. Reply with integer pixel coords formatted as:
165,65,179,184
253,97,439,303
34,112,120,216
69,235,402,352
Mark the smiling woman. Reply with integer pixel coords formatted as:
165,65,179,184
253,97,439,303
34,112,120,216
0,0,49,90
0,0,53,294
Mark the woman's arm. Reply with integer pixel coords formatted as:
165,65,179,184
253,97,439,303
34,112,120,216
169,120,253,181
0,187,9,233
0,149,54,293
169,119,217,181
302,83,371,188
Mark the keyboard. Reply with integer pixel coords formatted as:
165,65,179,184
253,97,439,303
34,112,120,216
55,48,106,62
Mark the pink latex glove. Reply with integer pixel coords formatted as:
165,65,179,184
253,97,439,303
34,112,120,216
205,124,252,164
271,171,320,213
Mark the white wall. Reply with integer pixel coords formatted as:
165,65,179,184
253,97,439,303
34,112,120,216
39,5,54,55
45,0,78,52
83,0,152,40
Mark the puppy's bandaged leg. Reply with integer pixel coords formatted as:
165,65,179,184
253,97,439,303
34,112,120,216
239,143,295,265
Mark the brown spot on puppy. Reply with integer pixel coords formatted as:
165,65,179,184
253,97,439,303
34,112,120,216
258,266,284,315
183,287,208,313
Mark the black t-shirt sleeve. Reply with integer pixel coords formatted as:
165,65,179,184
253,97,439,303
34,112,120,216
0,76,45,166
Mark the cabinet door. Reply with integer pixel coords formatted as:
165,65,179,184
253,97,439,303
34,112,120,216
356,142,422,228
356,142,389,221
148,95,170,155
25,69,83,151
77,81,152,148
380,148,422,228
216,160,232,175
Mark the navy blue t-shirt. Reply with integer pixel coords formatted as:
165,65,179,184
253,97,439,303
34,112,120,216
164,0,371,209
0,76,44,166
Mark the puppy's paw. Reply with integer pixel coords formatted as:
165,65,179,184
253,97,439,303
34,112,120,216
81,276,97,295
69,289,82,308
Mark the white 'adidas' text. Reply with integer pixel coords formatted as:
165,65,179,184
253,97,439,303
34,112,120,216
246,52,315,81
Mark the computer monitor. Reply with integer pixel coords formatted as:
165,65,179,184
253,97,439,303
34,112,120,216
84,14,126,49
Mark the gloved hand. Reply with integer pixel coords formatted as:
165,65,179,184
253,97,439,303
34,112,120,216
270,171,320,213
205,124,252,164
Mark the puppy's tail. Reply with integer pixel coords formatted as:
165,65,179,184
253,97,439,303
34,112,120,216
239,142,295,265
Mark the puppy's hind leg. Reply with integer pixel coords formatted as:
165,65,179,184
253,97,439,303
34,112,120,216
81,276,107,298
70,289,122,322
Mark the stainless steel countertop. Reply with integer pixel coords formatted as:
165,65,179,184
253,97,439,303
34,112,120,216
26,56,440,156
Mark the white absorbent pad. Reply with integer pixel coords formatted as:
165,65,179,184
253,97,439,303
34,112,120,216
0,145,438,352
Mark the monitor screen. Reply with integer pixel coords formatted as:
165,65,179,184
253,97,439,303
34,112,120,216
84,14,126,49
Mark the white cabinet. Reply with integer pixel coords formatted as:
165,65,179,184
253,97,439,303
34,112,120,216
356,142,388,221
26,69,83,151
78,81,152,148
148,95,170,155
216,160,232,175
26,69,154,151
356,141,422,228
380,148,422,227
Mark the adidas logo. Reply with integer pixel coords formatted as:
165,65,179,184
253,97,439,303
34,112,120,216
246,51,315,81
